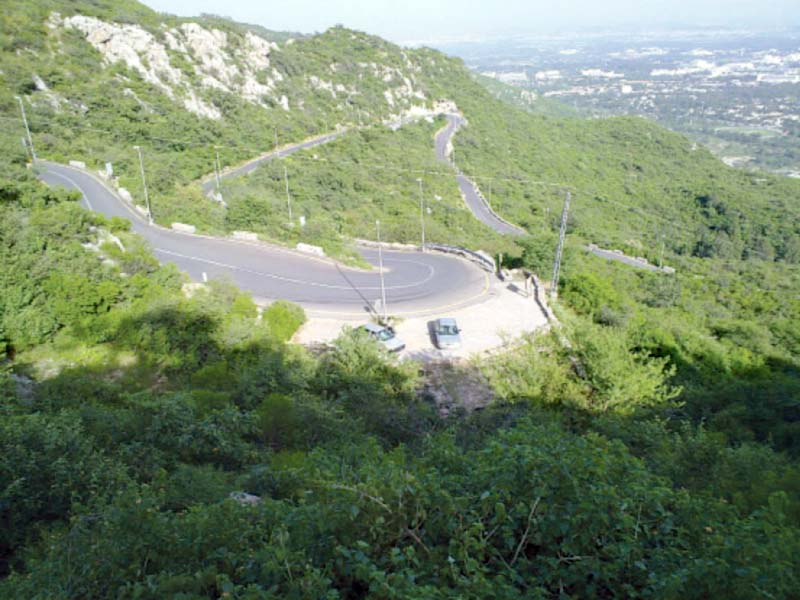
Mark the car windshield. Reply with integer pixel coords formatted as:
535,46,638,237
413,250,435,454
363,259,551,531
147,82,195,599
377,329,395,341
437,324,459,336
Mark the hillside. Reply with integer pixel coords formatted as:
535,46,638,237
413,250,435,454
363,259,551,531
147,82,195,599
2,1,800,597
1,0,471,253
2,159,799,597
3,0,799,260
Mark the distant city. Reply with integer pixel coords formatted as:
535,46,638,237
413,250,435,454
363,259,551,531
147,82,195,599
432,29,800,177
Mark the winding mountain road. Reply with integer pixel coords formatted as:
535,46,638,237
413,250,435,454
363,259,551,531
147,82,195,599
435,114,525,236
36,112,526,316
37,161,488,317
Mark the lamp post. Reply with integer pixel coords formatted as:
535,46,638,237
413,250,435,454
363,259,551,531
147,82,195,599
376,219,388,322
14,95,36,162
415,177,426,251
132,145,153,225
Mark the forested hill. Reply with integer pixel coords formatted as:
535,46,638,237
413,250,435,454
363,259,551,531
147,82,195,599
0,0,468,204
3,0,799,261
2,1,800,597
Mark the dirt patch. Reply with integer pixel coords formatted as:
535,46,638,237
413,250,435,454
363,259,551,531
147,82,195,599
420,361,494,417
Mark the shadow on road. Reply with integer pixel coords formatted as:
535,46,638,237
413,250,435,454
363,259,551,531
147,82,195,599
335,263,377,317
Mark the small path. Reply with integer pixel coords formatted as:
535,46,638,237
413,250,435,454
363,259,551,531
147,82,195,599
586,244,675,273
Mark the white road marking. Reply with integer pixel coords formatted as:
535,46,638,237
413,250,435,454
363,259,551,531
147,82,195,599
39,163,491,309
43,170,93,211
154,247,436,291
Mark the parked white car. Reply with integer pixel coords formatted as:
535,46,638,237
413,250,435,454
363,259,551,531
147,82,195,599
362,323,405,352
432,317,462,349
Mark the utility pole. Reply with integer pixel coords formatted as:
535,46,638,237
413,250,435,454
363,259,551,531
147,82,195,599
416,177,426,250
376,219,388,322
133,145,153,225
550,191,571,298
214,147,222,199
659,235,665,269
15,95,36,162
284,165,293,224
274,127,279,154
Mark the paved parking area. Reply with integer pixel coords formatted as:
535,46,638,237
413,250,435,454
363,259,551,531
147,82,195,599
293,277,552,361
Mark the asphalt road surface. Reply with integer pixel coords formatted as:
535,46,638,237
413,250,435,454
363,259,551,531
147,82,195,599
37,161,488,316
586,245,666,272
201,130,345,194
434,114,525,236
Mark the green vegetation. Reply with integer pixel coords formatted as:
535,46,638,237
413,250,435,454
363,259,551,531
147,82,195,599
1,1,800,596
496,234,800,451
220,119,513,256
0,1,467,255
450,103,800,264
3,141,800,599
475,73,585,118
1,164,798,597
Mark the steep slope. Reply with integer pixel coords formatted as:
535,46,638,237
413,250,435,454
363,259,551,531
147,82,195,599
1,1,465,222
2,4,800,596
4,0,798,264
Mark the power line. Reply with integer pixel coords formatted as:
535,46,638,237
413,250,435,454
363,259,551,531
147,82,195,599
550,191,571,298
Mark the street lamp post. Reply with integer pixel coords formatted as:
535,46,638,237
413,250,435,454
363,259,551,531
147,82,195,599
133,145,153,225
14,95,36,162
376,219,388,322
416,177,426,251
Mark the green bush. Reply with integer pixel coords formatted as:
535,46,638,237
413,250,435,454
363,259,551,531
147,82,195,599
261,300,306,342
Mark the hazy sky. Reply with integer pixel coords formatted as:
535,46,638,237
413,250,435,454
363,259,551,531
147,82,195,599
142,0,799,43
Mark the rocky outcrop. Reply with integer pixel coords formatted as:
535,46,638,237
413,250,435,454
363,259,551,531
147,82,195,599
58,15,286,118
53,13,443,124
61,15,221,119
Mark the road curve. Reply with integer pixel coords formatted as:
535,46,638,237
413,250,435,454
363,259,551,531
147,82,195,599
37,161,488,317
435,114,525,236
201,130,346,194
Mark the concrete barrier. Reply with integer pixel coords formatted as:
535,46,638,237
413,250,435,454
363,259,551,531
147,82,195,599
529,273,556,324
356,238,496,273
426,243,496,273
118,188,133,202
232,230,259,241
68,160,86,169
171,222,197,234
355,238,418,252
296,242,325,257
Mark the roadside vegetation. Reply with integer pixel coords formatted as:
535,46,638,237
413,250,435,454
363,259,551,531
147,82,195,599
219,119,514,257
3,161,799,597
1,0,800,597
